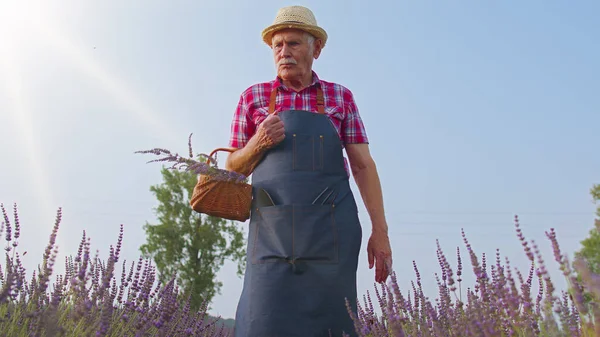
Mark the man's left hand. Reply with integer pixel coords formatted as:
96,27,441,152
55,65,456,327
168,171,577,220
367,229,393,283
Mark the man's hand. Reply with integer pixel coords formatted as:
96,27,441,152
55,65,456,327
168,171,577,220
225,113,285,176
367,229,393,283
256,113,285,150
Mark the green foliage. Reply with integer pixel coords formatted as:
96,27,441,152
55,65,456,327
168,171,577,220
574,184,600,273
572,184,600,305
575,223,600,275
591,184,600,218
139,167,246,311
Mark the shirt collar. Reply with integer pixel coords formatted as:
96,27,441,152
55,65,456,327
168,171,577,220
273,70,321,92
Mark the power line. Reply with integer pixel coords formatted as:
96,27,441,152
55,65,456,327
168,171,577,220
390,211,594,215
388,232,588,239
24,199,596,216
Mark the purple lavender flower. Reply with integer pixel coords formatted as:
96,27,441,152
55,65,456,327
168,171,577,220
0,204,240,337
135,133,248,184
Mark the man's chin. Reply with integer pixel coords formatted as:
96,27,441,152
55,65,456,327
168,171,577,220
278,69,296,79
278,65,295,72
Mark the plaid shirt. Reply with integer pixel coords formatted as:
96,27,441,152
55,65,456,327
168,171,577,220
228,72,369,151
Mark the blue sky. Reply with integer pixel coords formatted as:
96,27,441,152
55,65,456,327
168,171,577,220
0,0,598,319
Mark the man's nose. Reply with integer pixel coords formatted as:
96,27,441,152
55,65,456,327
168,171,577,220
280,43,292,57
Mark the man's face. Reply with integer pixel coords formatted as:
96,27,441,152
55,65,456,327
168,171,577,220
272,29,321,82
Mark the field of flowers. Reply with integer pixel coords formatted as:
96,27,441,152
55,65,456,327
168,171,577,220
0,203,233,336
1,187,599,336
349,217,600,337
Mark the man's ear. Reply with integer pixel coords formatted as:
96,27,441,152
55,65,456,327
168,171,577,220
313,39,323,59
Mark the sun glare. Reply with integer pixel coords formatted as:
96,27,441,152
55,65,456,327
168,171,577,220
0,0,42,44
0,0,182,183
1,0,181,142
0,0,60,249
1,1,182,261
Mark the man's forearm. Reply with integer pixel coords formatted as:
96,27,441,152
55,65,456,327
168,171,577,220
225,129,272,176
352,159,388,233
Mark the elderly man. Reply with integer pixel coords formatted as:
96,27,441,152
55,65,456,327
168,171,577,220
225,6,392,337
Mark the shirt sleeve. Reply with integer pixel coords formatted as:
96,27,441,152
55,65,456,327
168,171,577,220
228,95,255,149
342,90,369,144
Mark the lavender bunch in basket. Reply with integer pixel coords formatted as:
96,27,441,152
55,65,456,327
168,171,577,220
135,133,248,184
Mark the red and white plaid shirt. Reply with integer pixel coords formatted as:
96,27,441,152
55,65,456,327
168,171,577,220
228,71,369,152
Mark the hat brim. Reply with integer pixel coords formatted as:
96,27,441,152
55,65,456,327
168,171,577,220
261,22,328,48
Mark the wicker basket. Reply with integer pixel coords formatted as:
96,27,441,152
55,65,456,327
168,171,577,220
190,147,252,222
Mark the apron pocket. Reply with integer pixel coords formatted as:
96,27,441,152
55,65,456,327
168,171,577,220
292,204,338,263
292,133,324,171
251,204,338,265
251,205,293,264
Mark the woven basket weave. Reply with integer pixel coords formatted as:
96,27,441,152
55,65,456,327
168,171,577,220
190,147,252,222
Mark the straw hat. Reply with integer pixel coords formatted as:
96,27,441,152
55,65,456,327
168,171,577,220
261,6,328,48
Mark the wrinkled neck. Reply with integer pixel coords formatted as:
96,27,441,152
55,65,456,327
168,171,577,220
281,72,313,92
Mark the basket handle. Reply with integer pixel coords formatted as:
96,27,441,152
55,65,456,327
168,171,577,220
205,147,238,164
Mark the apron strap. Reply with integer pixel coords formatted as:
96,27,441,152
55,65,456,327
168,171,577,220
316,87,325,114
268,86,325,114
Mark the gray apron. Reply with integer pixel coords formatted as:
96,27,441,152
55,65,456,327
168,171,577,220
233,87,362,337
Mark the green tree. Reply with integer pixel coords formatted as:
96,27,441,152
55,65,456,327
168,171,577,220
140,167,246,311
591,184,600,218
572,184,600,305
574,184,600,273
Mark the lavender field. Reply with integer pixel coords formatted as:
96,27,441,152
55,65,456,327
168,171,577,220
0,201,598,336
